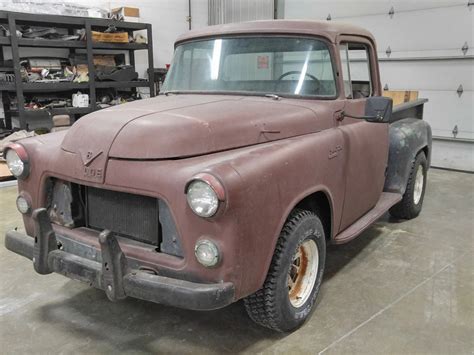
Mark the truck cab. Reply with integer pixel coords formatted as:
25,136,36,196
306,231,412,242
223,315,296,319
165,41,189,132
4,20,431,332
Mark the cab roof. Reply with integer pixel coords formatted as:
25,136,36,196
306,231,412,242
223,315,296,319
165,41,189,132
176,20,375,45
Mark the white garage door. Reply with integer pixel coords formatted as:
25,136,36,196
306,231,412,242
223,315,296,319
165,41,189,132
282,0,474,171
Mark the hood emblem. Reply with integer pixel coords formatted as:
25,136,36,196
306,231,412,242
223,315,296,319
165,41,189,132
80,150,103,167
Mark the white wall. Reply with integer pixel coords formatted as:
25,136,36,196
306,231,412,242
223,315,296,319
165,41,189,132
283,0,474,171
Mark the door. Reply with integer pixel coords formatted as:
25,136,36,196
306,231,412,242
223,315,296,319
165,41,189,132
338,40,389,231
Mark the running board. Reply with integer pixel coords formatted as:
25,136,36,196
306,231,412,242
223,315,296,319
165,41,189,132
333,192,402,244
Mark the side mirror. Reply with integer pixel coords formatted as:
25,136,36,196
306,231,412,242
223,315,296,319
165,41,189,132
341,96,393,123
364,96,393,123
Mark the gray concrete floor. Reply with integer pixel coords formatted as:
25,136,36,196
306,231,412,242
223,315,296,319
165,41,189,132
0,169,473,354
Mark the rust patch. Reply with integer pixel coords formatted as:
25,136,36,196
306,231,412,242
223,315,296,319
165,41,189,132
289,245,309,302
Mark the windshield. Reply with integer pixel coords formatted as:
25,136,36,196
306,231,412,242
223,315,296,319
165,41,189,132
162,36,337,98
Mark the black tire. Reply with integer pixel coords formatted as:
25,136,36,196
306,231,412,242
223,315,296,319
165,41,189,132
390,152,428,219
244,209,326,332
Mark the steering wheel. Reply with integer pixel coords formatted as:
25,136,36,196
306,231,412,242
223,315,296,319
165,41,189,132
277,71,320,93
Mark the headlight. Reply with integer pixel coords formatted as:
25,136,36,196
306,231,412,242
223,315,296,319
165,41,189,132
187,180,219,217
6,149,24,177
195,239,220,267
16,195,31,214
186,173,225,218
4,143,29,179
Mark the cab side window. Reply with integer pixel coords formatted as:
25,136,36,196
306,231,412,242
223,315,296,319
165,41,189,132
339,43,373,99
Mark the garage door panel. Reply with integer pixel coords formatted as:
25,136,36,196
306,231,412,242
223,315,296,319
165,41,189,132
386,0,466,13
378,50,473,58
430,139,474,171
285,2,472,56
379,60,474,91
284,0,392,19
283,0,473,171
417,90,474,140
283,0,466,22
334,6,473,54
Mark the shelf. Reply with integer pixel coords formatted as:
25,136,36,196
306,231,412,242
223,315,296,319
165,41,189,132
18,38,86,48
1,81,150,92
8,106,94,116
1,82,89,92
23,107,93,116
0,11,149,30
23,82,89,92
0,83,16,91
1,37,149,50
95,81,150,88
1,10,154,130
93,42,148,50
88,18,148,30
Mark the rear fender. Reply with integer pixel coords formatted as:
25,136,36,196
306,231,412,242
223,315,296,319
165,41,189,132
384,118,432,195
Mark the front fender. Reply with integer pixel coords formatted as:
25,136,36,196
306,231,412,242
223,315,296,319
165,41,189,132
384,118,432,195
212,130,345,297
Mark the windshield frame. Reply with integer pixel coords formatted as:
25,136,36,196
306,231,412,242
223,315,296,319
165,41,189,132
163,34,340,100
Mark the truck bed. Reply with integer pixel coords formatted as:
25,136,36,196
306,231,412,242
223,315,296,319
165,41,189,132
391,98,428,122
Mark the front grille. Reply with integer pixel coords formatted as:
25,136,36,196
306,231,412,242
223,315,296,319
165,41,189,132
86,187,160,246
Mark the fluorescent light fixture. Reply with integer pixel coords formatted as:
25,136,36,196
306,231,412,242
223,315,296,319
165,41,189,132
210,39,222,80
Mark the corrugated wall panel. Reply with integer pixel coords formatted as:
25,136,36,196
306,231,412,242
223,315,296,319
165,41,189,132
209,0,274,25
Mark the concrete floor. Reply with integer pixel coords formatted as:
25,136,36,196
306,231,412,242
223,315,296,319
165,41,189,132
0,168,472,354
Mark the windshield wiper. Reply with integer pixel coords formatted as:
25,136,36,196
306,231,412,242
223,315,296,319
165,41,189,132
264,93,281,100
162,91,179,96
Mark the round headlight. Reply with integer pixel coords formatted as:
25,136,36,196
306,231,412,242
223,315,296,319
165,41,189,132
4,144,29,179
195,239,220,267
6,149,25,177
16,195,31,214
186,180,219,217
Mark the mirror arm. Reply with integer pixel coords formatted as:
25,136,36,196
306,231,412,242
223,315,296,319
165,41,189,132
341,111,382,121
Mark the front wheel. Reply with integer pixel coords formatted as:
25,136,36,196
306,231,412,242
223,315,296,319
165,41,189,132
244,209,326,332
390,151,428,219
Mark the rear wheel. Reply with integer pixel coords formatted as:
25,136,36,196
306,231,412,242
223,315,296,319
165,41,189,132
390,152,428,219
244,209,326,332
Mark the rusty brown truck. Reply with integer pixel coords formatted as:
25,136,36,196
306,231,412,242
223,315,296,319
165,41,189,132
4,20,431,332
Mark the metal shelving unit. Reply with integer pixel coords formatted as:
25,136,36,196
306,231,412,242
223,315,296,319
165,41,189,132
0,10,155,129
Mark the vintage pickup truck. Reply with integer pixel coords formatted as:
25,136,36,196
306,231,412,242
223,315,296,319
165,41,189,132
4,20,431,332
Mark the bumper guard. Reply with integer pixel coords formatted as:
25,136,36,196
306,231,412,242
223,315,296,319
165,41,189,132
5,208,234,310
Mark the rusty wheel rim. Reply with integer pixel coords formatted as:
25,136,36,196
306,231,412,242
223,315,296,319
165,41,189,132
288,239,319,308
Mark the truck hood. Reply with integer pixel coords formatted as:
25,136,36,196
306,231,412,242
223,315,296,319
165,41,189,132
61,95,320,160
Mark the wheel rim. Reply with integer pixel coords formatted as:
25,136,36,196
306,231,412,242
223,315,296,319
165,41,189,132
413,165,424,205
288,239,319,308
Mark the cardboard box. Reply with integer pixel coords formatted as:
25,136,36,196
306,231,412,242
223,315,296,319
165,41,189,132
112,6,139,18
93,55,116,67
110,6,148,43
383,90,418,106
91,31,129,43
110,6,147,43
